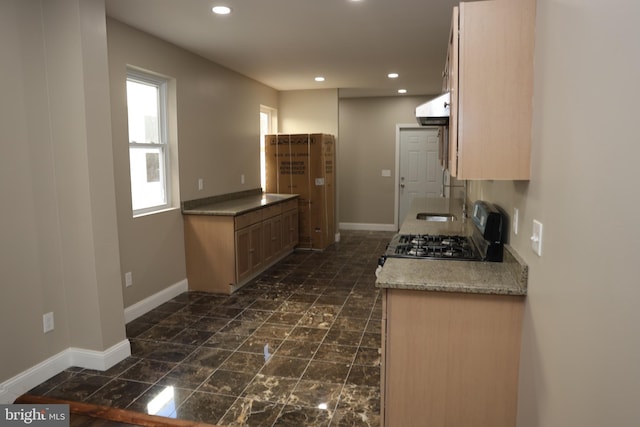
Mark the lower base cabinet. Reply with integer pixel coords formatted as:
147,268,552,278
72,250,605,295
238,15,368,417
184,199,298,294
235,222,263,284
381,289,525,427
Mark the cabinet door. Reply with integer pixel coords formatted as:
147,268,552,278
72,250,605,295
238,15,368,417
235,223,263,283
249,222,263,272
235,227,252,282
383,290,524,427
282,208,299,251
263,215,283,265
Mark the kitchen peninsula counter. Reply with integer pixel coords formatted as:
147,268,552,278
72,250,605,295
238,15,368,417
376,197,528,296
182,189,298,216
181,189,299,294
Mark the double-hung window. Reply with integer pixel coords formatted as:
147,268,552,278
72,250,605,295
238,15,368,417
126,70,170,215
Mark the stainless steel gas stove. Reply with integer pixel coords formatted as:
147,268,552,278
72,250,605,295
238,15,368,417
379,200,505,266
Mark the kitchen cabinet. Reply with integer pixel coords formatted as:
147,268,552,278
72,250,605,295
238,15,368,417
184,198,298,294
262,214,283,267
235,222,263,284
381,289,524,427
281,204,299,252
447,0,535,180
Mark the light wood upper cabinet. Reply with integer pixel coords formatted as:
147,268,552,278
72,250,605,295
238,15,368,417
448,0,535,180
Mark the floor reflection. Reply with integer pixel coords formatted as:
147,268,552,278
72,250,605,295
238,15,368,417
27,230,392,426
147,385,176,417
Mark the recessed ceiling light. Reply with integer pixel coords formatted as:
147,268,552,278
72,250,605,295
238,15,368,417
388,73,399,79
212,5,231,14
398,89,407,94
315,76,325,82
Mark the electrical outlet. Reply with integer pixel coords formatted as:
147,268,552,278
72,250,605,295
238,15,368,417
531,219,543,256
43,312,54,333
198,178,203,191
513,208,519,235
241,174,245,184
125,271,133,287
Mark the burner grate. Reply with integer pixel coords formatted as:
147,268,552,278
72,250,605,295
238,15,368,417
388,234,480,261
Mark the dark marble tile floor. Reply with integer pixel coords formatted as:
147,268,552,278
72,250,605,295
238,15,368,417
28,230,394,426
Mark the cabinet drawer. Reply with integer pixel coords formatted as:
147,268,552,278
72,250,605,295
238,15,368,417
281,199,298,212
261,203,282,220
235,210,262,230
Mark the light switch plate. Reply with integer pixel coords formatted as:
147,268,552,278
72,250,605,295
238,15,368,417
531,219,543,256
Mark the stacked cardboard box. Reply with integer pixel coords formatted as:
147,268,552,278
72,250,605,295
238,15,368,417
265,133,335,250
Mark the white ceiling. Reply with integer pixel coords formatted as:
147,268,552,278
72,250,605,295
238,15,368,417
105,0,461,98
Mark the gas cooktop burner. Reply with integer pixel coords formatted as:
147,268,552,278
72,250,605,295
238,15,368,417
411,237,427,246
407,246,427,256
387,234,481,261
441,238,458,246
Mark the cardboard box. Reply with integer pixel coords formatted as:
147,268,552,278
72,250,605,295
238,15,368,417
265,133,335,250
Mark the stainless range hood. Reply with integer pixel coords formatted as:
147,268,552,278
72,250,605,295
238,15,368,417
416,92,450,126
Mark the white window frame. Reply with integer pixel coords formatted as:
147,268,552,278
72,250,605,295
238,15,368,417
260,105,278,191
126,69,171,216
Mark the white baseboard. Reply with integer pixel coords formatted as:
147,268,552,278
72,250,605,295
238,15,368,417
1,280,189,404
124,279,188,323
339,222,398,232
68,339,131,371
0,339,131,404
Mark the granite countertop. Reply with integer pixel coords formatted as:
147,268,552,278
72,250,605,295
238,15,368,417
375,197,528,296
182,189,298,216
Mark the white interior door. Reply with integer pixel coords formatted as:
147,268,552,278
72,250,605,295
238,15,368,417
399,128,443,224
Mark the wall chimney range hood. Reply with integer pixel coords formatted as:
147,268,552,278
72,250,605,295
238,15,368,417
416,92,450,126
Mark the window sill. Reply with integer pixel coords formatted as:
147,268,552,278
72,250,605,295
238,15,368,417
133,206,181,219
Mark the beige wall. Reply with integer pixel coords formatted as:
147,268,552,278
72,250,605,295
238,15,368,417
468,0,640,425
106,19,279,308
338,96,430,226
278,89,339,135
0,0,125,383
